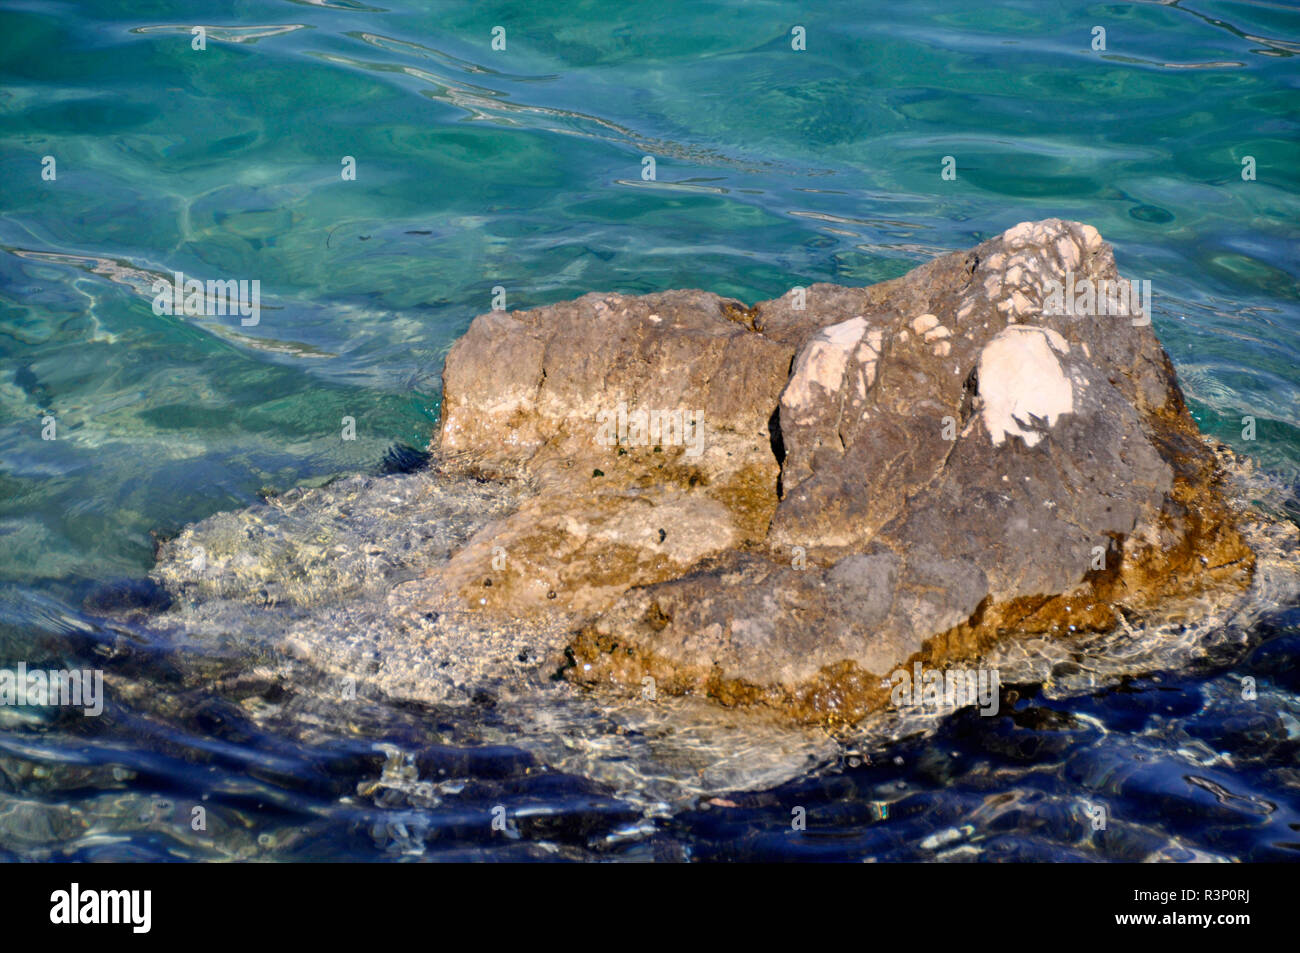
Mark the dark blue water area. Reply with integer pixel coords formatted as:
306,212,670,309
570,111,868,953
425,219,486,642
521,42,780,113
0,592,1295,862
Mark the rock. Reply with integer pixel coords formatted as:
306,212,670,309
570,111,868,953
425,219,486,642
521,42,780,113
425,220,1255,723
402,289,790,618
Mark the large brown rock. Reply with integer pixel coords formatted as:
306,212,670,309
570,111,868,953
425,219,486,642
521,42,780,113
398,289,791,618
427,219,1254,724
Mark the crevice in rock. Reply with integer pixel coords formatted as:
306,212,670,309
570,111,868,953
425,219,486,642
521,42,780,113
767,406,786,499
960,364,979,425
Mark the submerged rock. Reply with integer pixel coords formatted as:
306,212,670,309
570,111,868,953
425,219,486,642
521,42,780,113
428,219,1255,723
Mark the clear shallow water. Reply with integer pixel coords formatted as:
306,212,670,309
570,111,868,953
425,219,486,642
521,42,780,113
0,0,1298,861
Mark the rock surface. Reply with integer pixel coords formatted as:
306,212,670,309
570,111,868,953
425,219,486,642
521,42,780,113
423,220,1254,723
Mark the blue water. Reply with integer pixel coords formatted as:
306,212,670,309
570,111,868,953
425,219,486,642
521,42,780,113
0,1,1298,860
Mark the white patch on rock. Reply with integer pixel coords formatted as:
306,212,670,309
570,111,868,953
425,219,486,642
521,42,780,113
853,329,885,395
855,329,884,362
822,316,869,347
1002,221,1037,248
1003,219,1073,252
977,325,1076,448
911,313,940,335
782,316,869,419
1056,237,1080,271
1036,325,1070,354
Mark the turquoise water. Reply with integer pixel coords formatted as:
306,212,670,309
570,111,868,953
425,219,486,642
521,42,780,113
1,1,1298,860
